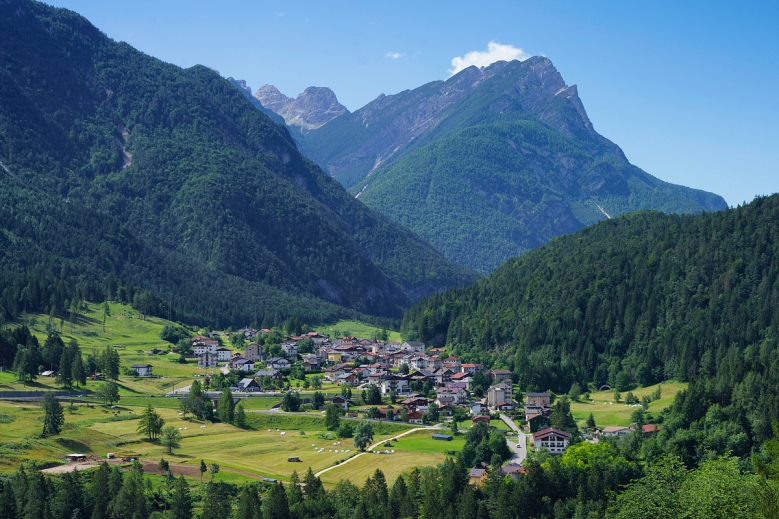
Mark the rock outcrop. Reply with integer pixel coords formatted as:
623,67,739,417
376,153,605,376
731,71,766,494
254,85,347,131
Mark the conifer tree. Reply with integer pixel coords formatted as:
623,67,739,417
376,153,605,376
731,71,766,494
41,393,64,437
168,476,191,519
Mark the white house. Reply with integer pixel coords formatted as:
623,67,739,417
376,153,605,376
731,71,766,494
532,428,571,455
216,348,232,362
131,364,152,376
232,358,255,372
268,357,291,369
193,341,219,355
379,374,410,395
400,341,425,353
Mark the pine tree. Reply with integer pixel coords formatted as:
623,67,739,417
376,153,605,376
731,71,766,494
168,476,191,519
70,341,85,388
286,472,303,507
41,393,64,437
235,484,261,519
325,404,340,431
262,482,289,519
136,405,164,440
217,389,235,423
199,460,207,482
200,481,232,519
234,403,247,428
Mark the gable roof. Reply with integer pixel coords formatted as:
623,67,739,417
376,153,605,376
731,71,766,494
533,427,572,440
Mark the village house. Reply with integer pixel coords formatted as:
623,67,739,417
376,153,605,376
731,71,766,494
245,343,263,362
237,378,261,392
468,468,488,487
216,347,232,362
532,427,571,455
432,367,455,386
470,400,488,416
197,352,218,369
302,355,321,371
488,369,513,383
193,340,219,355
324,363,350,381
326,351,344,364
487,381,513,408
471,415,490,426
501,464,527,480
437,387,468,405
232,358,255,372
407,410,426,424
642,424,661,437
131,364,152,376
281,342,298,360
460,363,484,374
379,373,410,395
253,369,283,383
332,395,350,410
335,372,360,386
601,426,633,437
526,392,552,407
267,357,291,369
442,357,461,370
400,341,425,353
400,396,429,411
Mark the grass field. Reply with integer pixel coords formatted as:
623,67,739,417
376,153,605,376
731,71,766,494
569,381,687,427
318,430,464,487
0,397,457,487
313,321,401,342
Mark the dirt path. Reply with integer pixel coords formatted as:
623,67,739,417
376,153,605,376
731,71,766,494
43,460,265,480
314,425,440,478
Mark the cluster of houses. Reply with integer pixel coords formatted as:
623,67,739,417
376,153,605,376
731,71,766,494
189,331,659,458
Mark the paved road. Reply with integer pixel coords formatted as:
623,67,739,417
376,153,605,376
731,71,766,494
314,425,441,478
500,413,526,466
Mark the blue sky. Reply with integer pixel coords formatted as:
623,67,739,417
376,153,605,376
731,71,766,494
47,0,779,206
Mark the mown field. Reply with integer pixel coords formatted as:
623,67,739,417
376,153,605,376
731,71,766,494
313,321,401,342
0,399,463,487
318,430,464,487
569,381,687,427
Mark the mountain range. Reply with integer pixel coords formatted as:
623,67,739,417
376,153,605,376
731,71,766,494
249,59,728,272
0,0,477,326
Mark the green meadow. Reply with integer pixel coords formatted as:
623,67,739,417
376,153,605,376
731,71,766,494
569,381,686,427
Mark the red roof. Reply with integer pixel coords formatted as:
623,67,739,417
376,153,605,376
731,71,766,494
642,424,660,434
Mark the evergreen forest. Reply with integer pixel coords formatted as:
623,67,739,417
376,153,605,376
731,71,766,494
0,0,476,329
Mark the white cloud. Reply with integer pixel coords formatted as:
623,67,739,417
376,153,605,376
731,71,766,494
386,52,405,59
449,41,530,75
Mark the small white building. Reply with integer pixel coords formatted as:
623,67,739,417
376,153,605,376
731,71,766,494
216,348,232,362
131,364,152,376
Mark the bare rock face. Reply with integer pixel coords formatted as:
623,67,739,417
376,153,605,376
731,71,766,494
254,85,347,131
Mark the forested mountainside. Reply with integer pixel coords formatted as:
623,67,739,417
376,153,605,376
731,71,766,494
0,0,476,327
403,194,779,453
264,58,727,273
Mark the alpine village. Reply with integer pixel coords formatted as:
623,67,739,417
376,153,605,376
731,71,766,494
0,1,777,518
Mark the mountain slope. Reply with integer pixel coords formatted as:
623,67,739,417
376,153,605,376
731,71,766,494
0,0,476,326
402,194,779,449
274,58,727,272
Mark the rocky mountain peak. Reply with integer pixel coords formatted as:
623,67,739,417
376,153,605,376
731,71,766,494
254,85,347,131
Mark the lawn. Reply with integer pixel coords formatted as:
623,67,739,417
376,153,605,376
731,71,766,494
7,304,214,395
318,430,464,488
313,321,401,342
569,381,687,427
